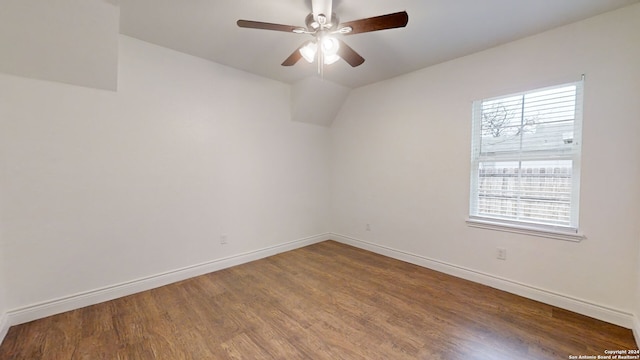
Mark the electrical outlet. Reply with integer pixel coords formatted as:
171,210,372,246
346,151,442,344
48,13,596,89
497,247,507,260
220,234,228,245
366,223,371,231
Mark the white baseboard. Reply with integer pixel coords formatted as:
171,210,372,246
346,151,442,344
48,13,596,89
633,314,640,349
5,233,329,328
3,232,635,347
330,233,635,329
0,311,8,346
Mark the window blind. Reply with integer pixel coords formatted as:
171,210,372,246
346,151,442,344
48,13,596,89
469,81,583,231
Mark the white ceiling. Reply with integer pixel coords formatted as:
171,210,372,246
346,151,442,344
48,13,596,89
119,0,639,89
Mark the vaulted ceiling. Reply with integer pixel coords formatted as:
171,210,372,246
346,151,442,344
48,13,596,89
2,1,638,126
119,0,639,89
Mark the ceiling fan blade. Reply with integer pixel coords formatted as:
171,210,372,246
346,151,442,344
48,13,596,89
282,41,312,66
237,19,300,33
337,40,365,67
339,11,408,35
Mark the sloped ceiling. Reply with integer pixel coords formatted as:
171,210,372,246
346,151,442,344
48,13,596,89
2,1,638,125
118,0,638,125
0,0,119,90
119,0,639,89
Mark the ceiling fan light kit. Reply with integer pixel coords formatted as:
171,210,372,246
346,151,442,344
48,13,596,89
237,6,408,72
300,38,340,64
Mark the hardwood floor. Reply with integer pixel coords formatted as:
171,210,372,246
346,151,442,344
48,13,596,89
0,240,636,359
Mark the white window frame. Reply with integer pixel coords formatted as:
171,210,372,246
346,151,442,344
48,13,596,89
467,81,585,241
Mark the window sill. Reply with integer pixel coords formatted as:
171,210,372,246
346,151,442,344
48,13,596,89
466,218,585,242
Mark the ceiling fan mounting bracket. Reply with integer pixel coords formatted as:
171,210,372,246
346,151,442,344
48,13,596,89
306,13,339,32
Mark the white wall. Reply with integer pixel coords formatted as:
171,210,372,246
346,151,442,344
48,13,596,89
330,4,640,326
0,109,8,339
291,77,350,127
0,35,330,313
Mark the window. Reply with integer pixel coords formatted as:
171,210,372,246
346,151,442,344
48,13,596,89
468,81,583,238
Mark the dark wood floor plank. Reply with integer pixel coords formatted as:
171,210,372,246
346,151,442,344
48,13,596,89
0,240,636,359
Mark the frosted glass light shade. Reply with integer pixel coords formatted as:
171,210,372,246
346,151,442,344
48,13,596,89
321,37,339,56
324,54,340,64
300,42,317,63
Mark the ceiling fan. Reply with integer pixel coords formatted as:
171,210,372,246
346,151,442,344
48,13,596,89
236,1,408,69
